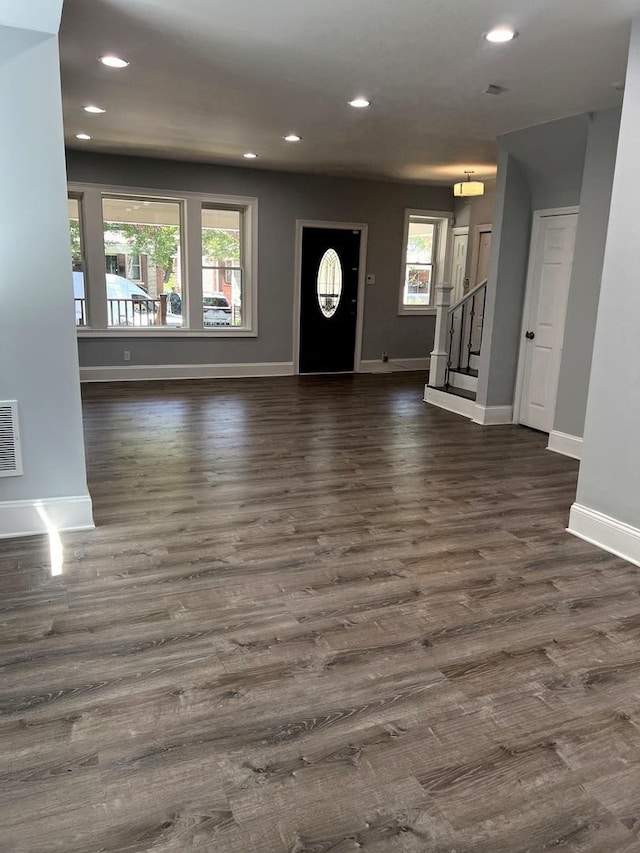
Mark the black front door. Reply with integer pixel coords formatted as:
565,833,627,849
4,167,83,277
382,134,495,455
299,227,361,373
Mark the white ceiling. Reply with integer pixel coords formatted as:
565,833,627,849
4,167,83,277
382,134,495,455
59,0,638,184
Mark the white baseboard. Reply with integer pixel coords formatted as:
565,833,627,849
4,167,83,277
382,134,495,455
547,430,583,460
424,386,476,419
568,503,640,568
360,358,430,374
0,495,94,540
472,404,513,425
425,387,514,426
80,362,295,382
448,372,478,393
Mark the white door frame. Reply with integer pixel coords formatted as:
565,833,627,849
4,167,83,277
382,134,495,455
449,225,470,303
513,206,579,425
293,220,368,375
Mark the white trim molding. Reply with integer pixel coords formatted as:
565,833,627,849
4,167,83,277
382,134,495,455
472,404,513,425
568,503,640,568
80,362,295,383
424,386,476,419
424,388,513,425
547,430,583,460
0,495,94,540
360,357,430,374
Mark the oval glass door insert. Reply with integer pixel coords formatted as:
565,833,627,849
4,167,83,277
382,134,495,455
316,248,343,318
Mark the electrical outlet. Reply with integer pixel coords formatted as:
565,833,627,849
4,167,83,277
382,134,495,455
123,350,131,361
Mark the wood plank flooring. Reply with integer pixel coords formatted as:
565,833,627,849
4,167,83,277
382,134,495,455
2,372,640,852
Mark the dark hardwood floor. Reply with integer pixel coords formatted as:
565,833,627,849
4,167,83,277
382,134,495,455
2,372,640,852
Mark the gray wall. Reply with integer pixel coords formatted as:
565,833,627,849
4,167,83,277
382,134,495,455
501,114,589,210
477,113,592,410
575,20,640,528
453,179,497,281
66,151,453,367
0,10,90,512
476,151,532,407
554,108,621,438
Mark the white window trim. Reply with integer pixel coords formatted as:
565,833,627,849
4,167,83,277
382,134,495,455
398,208,452,316
68,182,258,338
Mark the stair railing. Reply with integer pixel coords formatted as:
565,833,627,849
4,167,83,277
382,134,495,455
445,279,487,390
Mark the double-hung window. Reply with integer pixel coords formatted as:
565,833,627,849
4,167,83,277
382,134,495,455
202,206,243,327
398,210,450,314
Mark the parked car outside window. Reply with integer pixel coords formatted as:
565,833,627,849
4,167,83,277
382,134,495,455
203,292,232,326
73,271,182,327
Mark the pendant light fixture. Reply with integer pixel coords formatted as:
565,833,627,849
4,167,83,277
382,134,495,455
453,170,485,197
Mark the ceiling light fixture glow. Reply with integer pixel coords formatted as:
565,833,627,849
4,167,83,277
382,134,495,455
99,55,129,68
485,27,517,43
83,105,106,114
453,170,485,198
75,133,91,140
243,152,258,159
348,97,370,108
284,134,302,142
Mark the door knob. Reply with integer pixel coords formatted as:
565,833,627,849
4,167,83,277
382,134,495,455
525,331,535,340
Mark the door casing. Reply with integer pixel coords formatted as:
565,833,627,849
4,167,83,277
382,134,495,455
293,220,368,374
450,226,469,304
513,206,579,427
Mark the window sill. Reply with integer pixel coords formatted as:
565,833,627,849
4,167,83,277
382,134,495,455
397,307,437,317
77,328,257,338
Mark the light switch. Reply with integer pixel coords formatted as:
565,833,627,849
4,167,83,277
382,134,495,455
366,274,375,285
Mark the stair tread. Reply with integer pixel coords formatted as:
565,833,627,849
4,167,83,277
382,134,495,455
449,368,479,378
435,386,477,402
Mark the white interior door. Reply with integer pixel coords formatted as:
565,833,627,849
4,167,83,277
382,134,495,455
474,229,492,284
518,212,578,433
451,232,468,304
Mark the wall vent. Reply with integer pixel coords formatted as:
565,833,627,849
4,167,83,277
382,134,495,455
484,83,509,96
0,401,23,477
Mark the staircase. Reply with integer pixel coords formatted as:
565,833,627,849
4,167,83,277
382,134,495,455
424,279,487,419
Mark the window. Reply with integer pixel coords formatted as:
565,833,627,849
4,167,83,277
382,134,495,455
68,183,257,335
102,196,183,328
401,215,437,309
68,195,87,326
398,211,450,314
316,248,343,318
202,206,242,327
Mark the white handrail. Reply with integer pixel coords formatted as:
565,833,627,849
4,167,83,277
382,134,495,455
447,278,488,315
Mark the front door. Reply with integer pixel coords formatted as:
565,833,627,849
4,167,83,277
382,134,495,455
518,212,578,432
299,226,361,373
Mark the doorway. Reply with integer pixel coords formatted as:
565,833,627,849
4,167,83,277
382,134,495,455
516,209,578,432
451,227,469,304
470,224,492,286
296,223,366,374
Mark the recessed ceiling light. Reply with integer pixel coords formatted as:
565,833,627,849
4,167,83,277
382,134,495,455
485,27,517,43
99,55,129,68
75,133,91,140
83,105,106,114
243,152,258,159
284,134,302,142
348,97,370,108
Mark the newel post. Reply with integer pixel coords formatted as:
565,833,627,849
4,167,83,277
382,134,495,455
428,282,453,388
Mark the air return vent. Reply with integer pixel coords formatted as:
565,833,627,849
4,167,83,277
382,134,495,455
0,401,23,477
485,83,509,96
